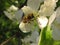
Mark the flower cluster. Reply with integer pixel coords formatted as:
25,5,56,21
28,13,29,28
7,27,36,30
4,0,60,45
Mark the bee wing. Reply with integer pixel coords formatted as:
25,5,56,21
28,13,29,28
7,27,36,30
27,0,44,11
52,7,60,40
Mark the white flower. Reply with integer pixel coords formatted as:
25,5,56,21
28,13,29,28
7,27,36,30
4,0,60,41
4,5,19,21
4,0,58,33
19,0,44,33
36,0,58,30
35,0,60,40
4,0,44,33
4,5,23,23
21,28,39,45
36,0,60,40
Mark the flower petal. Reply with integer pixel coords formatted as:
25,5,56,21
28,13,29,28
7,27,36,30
4,9,23,23
21,29,39,45
37,16,48,29
7,5,18,12
4,5,23,23
27,0,44,11
30,29,39,43
52,7,60,40
21,6,33,15
39,0,58,16
4,11,16,21
52,24,60,40
15,9,23,23
48,11,56,26
19,21,35,33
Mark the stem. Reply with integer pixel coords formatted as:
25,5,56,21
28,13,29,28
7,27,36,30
38,25,52,45
38,29,43,45
1,35,15,45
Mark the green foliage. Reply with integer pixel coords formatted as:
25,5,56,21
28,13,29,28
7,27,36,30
0,0,27,45
38,25,54,45
38,25,60,45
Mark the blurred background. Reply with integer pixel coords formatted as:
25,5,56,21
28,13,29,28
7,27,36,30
0,0,60,45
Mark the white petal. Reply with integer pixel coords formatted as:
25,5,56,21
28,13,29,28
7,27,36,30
39,0,58,16
52,24,60,40
7,5,18,12
21,6,33,15
48,12,56,26
56,7,60,19
4,10,23,23
31,43,37,45
27,0,44,11
4,11,16,21
37,16,48,29
15,9,23,23
30,29,39,43
21,35,31,43
4,5,20,21
19,21,35,33
52,7,60,40
21,28,39,45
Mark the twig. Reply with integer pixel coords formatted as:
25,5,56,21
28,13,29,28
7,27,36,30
0,35,15,45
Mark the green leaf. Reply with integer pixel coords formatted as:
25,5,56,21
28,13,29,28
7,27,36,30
38,25,54,45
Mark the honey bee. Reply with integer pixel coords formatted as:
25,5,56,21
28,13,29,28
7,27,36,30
22,13,34,23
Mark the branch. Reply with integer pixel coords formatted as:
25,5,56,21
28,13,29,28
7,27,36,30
0,35,15,45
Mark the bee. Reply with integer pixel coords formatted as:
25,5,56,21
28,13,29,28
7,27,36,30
22,13,34,23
